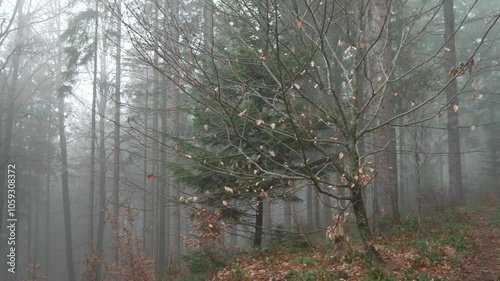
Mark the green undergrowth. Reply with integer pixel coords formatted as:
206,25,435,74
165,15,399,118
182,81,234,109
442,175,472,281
394,205,476,258
176,200,497,280
488,205,500,228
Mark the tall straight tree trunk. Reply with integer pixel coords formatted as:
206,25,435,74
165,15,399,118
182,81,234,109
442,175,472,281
112,0,122,264
57,33,77,281
158,75,168,274
89,0,99,252
27,170,32,265
443,0,464,204
171,0,181,266
143,69,149,252
159,0,171,265
96,9,108,259
45,120,52,278
57,81,77,281
152,3,161,274
366,0,399,231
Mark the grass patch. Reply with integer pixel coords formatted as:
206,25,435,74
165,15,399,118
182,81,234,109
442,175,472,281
488,206,500,228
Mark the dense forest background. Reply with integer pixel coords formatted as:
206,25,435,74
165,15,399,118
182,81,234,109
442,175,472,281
0,0,499,280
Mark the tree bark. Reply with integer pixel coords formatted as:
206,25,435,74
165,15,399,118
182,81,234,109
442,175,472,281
112,0,122,264
152,3,162,274
306,185,313,228
45,124,52,278
96,9,108,261
443,0,464,205
170,0,181,267
143,70,149,252
352,184,383,264
254,196,264,247
366,0,400,231
57,56,77,281
88,0,99,253
284,200,292,231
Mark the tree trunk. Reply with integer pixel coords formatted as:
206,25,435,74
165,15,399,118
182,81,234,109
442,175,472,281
112,0,122,264
203,0,214,51
57,61,77,281
322,193,331,228
443,0,464,205
351,185,383,264
306,185,313,228
143,70,149,252
254,196,264,247
152,4,162,274
366,0,400,231
55,0,76,278
96,9,108,261
284,200,292,231
88,0,99,253
45,126,52,278
158,73,168,276
264,199,272,230
170,0,181,267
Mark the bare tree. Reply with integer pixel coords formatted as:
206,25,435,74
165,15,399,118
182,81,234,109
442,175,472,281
117,0,500,262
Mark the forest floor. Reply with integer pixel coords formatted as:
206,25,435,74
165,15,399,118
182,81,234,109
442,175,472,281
206,197,500,281
455,198,500,280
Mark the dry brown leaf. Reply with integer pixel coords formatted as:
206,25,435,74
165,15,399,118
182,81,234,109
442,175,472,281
238,109,247,117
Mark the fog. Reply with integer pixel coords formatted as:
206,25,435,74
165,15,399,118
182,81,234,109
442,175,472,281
0,0,499,280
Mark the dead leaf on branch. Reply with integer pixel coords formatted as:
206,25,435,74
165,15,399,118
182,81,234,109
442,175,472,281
297,20,307,30
256,119,265,126
238,109,247,117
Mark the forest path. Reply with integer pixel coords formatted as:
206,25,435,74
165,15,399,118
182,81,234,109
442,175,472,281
456,200,500,281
